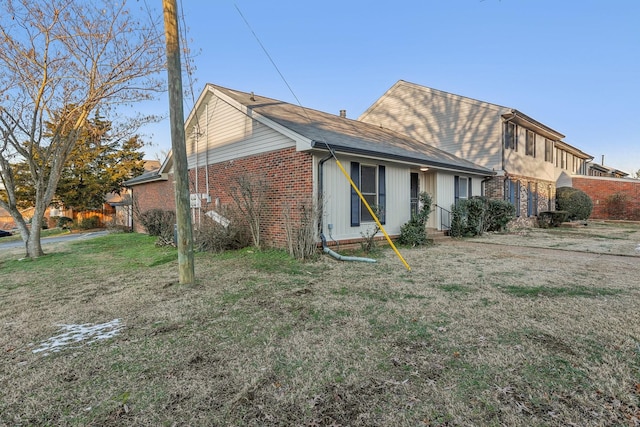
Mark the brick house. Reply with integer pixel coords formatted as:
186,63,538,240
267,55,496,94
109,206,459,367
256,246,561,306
358,80,594,225
124,157,175,233
128,83,493,247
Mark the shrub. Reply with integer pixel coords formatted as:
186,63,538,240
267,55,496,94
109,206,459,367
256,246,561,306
605,192,629,219
79,216,100,229
194,211,250,253
556,187,593,220
449,197,515,237
359,205,383,254
449,204,467,237
283,200,319,260
138,209,176,245
398,192,432,247
538,210,569,228
56,216,74,229
485,199,516,232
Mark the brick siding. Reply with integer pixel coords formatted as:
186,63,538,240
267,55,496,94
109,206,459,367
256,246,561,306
131,178,175,233
572,177,640,220
189,147,314,248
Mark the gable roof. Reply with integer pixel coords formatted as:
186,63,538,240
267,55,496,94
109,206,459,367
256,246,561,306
207,84,493,175
362,80,568,142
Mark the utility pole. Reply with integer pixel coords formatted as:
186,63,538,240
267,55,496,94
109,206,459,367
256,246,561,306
162,0,195,284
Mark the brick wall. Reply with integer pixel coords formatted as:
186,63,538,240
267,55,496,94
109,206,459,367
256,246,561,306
189,147,314,248
572,177,640,220
131,177,175,233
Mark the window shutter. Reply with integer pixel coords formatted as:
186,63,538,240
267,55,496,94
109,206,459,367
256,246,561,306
468,177,472,198
378,165,386,224
516,180,521,217
454,175,460,206
350,161,360,226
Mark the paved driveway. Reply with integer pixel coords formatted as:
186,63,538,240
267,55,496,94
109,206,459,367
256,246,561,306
0,230,109,251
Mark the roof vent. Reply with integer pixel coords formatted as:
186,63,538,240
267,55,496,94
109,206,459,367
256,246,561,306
339,109,346,118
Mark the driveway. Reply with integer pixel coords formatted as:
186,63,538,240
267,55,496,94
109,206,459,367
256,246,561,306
0,230,109,251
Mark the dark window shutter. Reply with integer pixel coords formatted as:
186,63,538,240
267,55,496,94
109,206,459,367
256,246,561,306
516,180,521,217
468,177,472,198
350,161,360,226
454,175,460,206
378,165,386,225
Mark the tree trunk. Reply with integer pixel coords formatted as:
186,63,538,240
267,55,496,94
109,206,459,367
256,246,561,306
26,220,44,258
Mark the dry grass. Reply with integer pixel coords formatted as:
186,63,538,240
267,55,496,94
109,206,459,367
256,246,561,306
1,224,639,426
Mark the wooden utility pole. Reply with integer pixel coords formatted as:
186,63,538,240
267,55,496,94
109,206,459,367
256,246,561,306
162,0,195,284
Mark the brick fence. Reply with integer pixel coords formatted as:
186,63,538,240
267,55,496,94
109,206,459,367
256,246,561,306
571,176,640,220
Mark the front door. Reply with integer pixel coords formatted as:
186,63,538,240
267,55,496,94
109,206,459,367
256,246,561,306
410,172,419,217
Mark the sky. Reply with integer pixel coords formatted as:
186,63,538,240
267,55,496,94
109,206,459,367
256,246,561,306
138,0,640,176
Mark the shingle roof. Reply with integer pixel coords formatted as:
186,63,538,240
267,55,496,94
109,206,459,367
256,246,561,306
210,84,493,175
123,168,164,186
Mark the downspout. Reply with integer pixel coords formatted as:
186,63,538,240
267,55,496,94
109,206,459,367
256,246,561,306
317,152,333,238
317,151,376,264
205,103,210,201
501,110,518,199
502,110,517,173
321,234,376,263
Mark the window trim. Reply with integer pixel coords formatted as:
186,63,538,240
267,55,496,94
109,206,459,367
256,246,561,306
504,122,517,150
545,139,554,163
526,130,536,157
350,162,386,226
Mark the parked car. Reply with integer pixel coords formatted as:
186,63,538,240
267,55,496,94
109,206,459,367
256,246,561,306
0,230,13,238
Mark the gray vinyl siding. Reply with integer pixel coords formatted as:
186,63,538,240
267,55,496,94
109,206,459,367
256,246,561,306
186,95,295,168
319,155,411,241
359,82,505,171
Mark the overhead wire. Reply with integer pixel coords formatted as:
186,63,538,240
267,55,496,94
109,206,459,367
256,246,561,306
233,2,411,271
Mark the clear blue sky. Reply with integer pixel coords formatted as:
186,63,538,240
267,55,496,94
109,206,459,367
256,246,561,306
140,0,640,175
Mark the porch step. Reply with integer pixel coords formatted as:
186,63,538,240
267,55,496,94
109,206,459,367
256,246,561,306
427,228,450,242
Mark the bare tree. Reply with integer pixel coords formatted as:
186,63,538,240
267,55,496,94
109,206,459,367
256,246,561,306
0,0,165,258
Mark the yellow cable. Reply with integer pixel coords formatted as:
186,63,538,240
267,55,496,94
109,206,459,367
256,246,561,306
334,159,411,272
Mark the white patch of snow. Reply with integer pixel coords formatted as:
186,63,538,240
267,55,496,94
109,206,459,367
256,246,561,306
635,244,640,253
32,319,123,355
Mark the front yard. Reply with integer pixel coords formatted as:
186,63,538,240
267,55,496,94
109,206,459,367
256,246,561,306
1,223,639,426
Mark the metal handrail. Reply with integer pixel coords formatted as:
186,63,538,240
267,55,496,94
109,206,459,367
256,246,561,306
433,204,451,231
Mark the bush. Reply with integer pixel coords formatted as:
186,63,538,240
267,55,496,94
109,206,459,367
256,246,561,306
138,209,176,245
556,187,593,220
605,192,629,219
538,210,569,228
283,200,319,260
56,216,74,229
398,192,432,247
449,197,515,237
194,212,250,253
485,199,516,232
79,216,100,229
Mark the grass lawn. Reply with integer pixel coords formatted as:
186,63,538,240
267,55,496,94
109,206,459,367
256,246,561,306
1,227,639,426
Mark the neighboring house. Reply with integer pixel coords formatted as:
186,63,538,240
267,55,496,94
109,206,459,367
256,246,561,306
129,83,493,247
0,207,14,230
587,161,629,178
358,80,594,224
107,160,162,229
124,157,175,233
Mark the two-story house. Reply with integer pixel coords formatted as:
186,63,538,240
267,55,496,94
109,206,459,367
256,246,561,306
358,80,593,225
